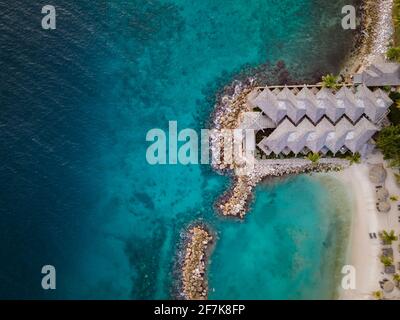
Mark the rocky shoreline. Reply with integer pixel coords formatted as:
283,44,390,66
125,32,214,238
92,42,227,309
179,225,213,300
342,0,393,78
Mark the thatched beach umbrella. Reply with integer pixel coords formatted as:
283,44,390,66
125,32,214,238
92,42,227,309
376,188,389,201
383,281,395,293
378,201,391,213
385,265,396,274
369,164,387,184
382,247,394,257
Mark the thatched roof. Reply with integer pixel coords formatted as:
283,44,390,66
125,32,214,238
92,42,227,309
384,265,396,274
376,188,389,201
383,281,395,293
257,116,377,156
248,85,392,126
378,201,391,213
239,112,276,130
369,164,387,184
354,56,400,86
382,247,394,257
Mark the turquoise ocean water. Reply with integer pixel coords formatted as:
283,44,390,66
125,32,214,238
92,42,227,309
0,0,356,299
209,175,352,300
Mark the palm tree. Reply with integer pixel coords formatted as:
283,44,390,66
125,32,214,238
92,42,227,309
393,274,400,287
372,290,384,300
387,46,400,62
379,230,399,245
380,256,394,267
376,125,400,168
307,152,321,164
346,152,361,165
322,74,340,89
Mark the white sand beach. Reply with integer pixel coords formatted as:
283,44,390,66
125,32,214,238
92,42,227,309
335,0,399,300
334,162,381,299
333,152,400,300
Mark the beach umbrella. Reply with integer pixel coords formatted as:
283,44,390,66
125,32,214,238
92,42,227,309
383,281,395,293
369,165,387,184
376,188,389,201
378,201,391,213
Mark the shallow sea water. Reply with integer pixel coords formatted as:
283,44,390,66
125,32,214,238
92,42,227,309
0,0,357,298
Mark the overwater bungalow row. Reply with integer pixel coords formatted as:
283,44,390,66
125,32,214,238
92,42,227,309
248,85,392,126
257,116,378,156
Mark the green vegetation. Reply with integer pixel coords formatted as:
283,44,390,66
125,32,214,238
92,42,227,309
376,125,400,167
382,94,400,171
381,256,394,267
395,172,400,185
372,290,384,300
379,230,399,245
388,92,400,125
390,195,399,201
346,152,361,165
321,74,339,89
390,101,400,125
307,152,320,164
383,85,392,93
394,274,400,287
387,46,400,62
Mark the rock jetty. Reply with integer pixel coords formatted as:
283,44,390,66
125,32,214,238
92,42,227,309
216,162,345,219
181,225,213,300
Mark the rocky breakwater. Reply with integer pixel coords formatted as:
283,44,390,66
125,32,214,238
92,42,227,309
210,81,257,219
181,225,213,300
210,81,252,173
216,161,345,219
217,175,257,219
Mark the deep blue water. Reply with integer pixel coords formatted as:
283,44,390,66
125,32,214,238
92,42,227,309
0,0,356,299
